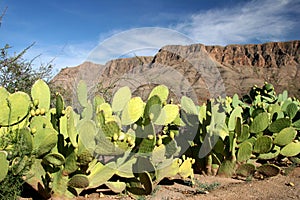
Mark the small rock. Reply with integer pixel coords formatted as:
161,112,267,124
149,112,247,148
286,182,295,187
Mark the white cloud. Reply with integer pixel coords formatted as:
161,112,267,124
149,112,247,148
87,27,197,64
174,0,300,45
22,0,300,75
22,42,95,75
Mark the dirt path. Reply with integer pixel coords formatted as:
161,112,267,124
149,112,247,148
78,167,299,200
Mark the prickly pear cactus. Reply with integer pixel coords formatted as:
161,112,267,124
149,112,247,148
31,79,51,111
0,151,9,182
0,90,31,126
121,97,145,125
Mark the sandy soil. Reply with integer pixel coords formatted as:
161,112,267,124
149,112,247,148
70,167,299,200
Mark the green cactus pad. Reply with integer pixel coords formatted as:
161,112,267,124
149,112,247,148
59,115,68,139
77,80,88,107
30,116,53,132
100,120,120,137
293,119,300,130
0,87,9,99
154,104,179,125
65,106,78,148
217,160,236,178
98,102,113,121
50,169,70,197
237,141,253,162
12,156,29,175
236,163,256,177
139,171,153,195
78,120,97,154
105,181,126,193
121,97,145,125
0,91,31,126
268,104,283,120
148,85,169,103
257,145,281,160
257,164,280,177
237,124,250,143
19,127,33,154
31,79,51,111
198,104,206,124
78,150,93,166
115,157,137,178
33,128,58,157
82,101,93,120
228,106,243,131
64,151,78,175
286,102,298,119
274,127,297,146
111,86,132,112
250,112,269,133
144,95,162,120
87,162,117,189
269,118,292,133
244,137,257,146
152,144,166,165
68,174,89,188
156,158,180,182
253,136,273,154
43,152,65,166
181,96,198,115
93,95,105,111
280,142,300,157
0,151,9,182
55,93,65,117
136,122,156,154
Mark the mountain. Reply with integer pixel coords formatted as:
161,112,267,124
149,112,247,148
50,40,300,105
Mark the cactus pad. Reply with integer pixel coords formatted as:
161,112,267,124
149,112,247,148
31,79,51,111
253,136,273,154
269,118,291,133
33,128,58,157
228,106,243,131
274,127,297,146
236,163,256,177
237,124,250,143
121,97,144,125
0,151,9,182
154,104,179,125
0,91,31,126
111,86,131,112
68,174,89,188
257,145,281,160
43,153,65,167
181,96,198,115
280,142,300,157
237,141,253,162
148,85,169,103
217,160,236,178
77,80,88,107
105,181,126,193
286,102,298,119
250,112,269,133
257,164,280,177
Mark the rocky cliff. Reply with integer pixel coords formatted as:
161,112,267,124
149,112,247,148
51,40,300,104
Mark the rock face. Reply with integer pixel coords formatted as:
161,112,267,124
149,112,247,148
51,40,300,104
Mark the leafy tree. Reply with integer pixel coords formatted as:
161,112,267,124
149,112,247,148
0,43,53,94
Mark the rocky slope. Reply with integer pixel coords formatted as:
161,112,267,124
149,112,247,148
51,40,300,104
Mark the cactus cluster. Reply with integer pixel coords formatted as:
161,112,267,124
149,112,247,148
187,82,300,178
0,80,299,199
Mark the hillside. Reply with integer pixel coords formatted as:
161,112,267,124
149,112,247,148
51,40,300,104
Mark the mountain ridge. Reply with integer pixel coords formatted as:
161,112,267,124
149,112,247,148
51,40,300,104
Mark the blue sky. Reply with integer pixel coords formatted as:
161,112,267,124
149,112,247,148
0,0,299,74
